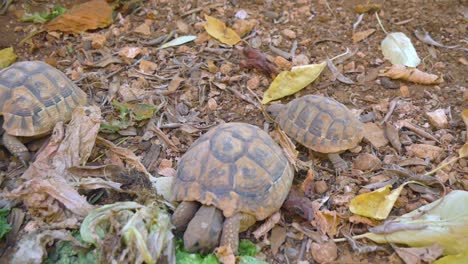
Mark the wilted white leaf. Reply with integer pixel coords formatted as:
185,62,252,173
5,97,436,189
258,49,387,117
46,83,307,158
158,35,196,49
235,9,249,20
381,32,421,67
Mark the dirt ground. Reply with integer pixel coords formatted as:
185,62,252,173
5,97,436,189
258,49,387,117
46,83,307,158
0,0,467,263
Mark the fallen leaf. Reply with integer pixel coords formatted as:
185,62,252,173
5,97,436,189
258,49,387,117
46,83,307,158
134,23,151,36
272,127,299,171
300,169,315,198
232,19,257,37
270,226,286,255
282,188,315,221
168,76,184,92
363,122,389,148
118,47,142,60
414,29,459,49
0,47,17,69
380,65,443,84
240,47,279,77
406,144,444,161
262,61,326,104
393,243,444,264
354,190,468,256
434,250,468,264
350,182,417,220
352,29,376,43
46,0,113,33
252,212,281,239
158,35,196,50
355,4,381,14
381,32,421,67
97,137,150,176
326,57,354,84
313,210,341,237
204,15,241,45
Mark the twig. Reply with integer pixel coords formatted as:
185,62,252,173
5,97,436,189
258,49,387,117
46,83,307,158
181,3,224,17
375,13,388,35
400,120,440,143
269,44,292,59
225,86,260,109
380,97,400,125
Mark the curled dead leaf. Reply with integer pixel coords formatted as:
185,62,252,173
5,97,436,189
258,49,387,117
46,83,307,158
380,65,443,85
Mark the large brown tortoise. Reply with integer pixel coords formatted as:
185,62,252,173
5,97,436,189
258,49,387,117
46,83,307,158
0,61,87,163
268,95,364,172
171,122,294,254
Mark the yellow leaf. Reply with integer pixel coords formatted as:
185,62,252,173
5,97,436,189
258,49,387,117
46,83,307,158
350,184,405,220
204,15,241,45
0,47,17,69
261,61,326,104
434,250,468,264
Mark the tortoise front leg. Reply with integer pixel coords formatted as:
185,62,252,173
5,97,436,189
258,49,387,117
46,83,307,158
171,201,200,234
327,153,348,173
220,213,242,255
2,133,30,165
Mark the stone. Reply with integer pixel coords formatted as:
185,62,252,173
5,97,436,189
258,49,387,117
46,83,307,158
426,109,449,129
363,123,389,148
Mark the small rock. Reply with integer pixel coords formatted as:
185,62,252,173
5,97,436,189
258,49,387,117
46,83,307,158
406,144,444,161
315,180,328,194
426,109,448,129
363,123,389,148
273,56,292,70
440,133,454,145
380,77,399,89
356,64,365,72
369,174,391,184
293,54,309,66
207,98,218,111
176,20,190,34
134,23,151,36
356,51,366,58
353,153,382,171
383,154,398,164
400,85,410,97
119,47,142,59
281,29,296,39
311,241,338,263
250,36,262,48
247,75,260,90
139,60,158,74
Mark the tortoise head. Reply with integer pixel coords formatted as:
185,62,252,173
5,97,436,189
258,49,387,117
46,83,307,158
265,103,286,119
183,205,224,254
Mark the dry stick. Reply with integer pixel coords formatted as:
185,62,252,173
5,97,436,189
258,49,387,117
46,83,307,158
380,97,400,125
375,12,388,34
400,120,440,143
181,3,224,17
225,86,260,109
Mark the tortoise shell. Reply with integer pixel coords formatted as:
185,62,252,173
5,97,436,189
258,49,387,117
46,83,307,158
275,95,363,153
0,61,87,137
172,122,294,220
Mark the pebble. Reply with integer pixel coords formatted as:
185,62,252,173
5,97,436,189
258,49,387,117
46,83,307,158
292,54,309,66
426,109,449,129
311,241,338,263
273,56,292,70
247,75,260,90
207,98,218,111
406,144,444,161
281,29,296,39
363,122,389,148
380,77,399,89
315,180,328,194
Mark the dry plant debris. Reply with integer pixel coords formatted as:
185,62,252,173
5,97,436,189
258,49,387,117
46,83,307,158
0,0,466,263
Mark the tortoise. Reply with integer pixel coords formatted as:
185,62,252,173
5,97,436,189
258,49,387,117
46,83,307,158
171,122,294,254
267,95,364,172
0,61,87,164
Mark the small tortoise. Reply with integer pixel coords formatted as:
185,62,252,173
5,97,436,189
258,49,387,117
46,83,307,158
171,122,294,254
0,61,87,163
268,95,363,172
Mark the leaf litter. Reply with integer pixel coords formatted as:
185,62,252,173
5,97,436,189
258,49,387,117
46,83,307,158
1,1,467,263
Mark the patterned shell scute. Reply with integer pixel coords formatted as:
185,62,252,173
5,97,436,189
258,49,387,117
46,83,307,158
172,123,294,220
276,95,363,153
0,61,87,137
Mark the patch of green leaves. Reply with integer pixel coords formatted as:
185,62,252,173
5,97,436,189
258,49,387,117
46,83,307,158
0,208,12,239
44,232,97,264
100,100,159,133
21,6,67,24
175,239,219,264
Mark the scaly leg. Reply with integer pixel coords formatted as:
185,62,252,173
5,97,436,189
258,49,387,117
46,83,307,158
328,153,348,173
2,133,30,165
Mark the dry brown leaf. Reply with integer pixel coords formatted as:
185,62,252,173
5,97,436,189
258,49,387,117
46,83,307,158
253,211,281,239
240,47,279,77
326,57,354,84
300,169,315,198
355,4,381,14
348,215,381,226
393,243,444,264
168,75,184,92
273,127,299,170
311,241,338,263
379,65,443,85
270,226,287,255
232,19,257,37
313,210,341,237
96,137,150,176
5,106,101,221
282,188,315,221
46,0,113,33
352,29,376,43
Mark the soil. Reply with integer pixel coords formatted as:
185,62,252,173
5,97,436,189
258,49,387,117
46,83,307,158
0,0,467,263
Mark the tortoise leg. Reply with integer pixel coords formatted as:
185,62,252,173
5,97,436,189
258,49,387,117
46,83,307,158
2,133,30,165
220,213,241,255
184,205,224,254
172,201,200,235
327,153,348,173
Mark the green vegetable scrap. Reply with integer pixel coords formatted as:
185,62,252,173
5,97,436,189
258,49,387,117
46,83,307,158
21,6,67,24
0,208,12,239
